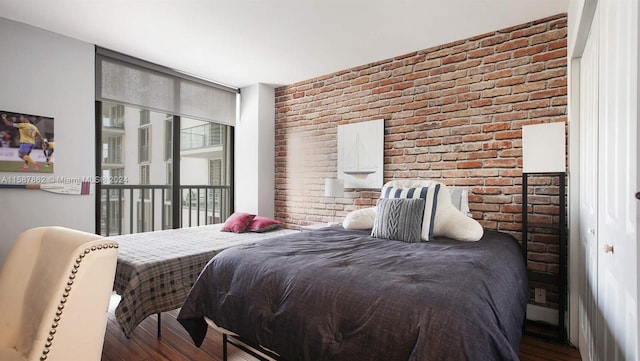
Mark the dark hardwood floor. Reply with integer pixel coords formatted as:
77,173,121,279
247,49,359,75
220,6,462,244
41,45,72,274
102,296,582,361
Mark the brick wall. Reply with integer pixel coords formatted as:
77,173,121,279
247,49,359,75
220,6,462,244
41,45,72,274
274,14,567,308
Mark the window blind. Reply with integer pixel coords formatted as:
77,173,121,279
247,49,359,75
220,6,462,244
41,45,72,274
96,47,238,126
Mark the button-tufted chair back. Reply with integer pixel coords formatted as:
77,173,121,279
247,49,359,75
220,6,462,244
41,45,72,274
0,226,118,361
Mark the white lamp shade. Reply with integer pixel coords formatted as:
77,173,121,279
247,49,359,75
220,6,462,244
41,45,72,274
522,122,566,173
324,178,344,197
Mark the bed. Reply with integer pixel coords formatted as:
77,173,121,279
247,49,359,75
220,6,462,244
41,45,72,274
177,226,528,360
111,223,297,338
177,180,529,360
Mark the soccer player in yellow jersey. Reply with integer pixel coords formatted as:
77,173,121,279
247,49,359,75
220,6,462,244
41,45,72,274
1,113,44,171
43,138,55,166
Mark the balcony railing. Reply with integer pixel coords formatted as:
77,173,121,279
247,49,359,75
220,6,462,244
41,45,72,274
102,117,125,129
100,184,232,236
181,123,223,150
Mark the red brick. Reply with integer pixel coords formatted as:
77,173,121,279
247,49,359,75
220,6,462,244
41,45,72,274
513,63,546,76
468,47,495,59
470,99,493,108
495,130,522,140
532,49,567,62
404,70,429,81
483,53,512,64
496,38,530,52
414,59,441,71
457,59,483,70
468,64,497,76
485,158,517,167
442,86,470,97
426,47,451,60
513,82,547,94
530,88,567,100
404,54,427,65
430,64,457,76
552,97,567,106
482,122,511,132
381,61,405,71
548,39,567,50
443,52,467,64
481,87,512,98
496,76,526,87
484,69,513,80
457,76,484,87
547,58,567,69
531,28,568,45
511,23,548,39
430,80,456,91
480,34,510,47
549,77,567,88
528,68,566,82
513,44,548,58
457,92,480,102
513,99,550,110
457,160,483,169
469,80,495,92
495,94,529,104
442,70,469,81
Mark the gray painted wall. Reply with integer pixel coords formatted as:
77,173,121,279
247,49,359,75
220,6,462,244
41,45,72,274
0,17,95,265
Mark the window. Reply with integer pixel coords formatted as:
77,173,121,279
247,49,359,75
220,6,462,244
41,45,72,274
140,109,150,125
165,118,173,161
140,164,150,184
140,164,150,200
209,159,222,185
138,126,150,163
103,104,124,128
165,162,172,203
137,201,152,233
210,123,222,146
96,47,237,235
103,136,122,164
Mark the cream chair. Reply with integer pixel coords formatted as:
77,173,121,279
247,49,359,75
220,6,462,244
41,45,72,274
0,226,118,361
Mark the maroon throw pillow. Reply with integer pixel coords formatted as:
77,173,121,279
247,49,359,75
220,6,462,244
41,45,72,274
220,212,256,233
248,216,283,232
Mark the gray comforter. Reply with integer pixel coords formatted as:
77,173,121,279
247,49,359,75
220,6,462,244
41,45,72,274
178,227,528,361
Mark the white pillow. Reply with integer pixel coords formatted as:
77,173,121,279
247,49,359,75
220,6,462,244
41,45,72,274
382,180,483,242
449,187,471,216
342,207,377,230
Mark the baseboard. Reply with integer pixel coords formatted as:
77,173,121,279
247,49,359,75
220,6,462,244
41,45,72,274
527,304,559,326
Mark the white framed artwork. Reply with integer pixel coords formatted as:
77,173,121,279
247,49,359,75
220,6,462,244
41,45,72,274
337,119,384,189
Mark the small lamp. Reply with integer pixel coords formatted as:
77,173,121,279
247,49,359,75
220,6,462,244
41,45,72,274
324,178,344,226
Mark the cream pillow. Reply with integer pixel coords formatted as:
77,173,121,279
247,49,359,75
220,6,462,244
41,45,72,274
342,207,377,230
381,180,483,242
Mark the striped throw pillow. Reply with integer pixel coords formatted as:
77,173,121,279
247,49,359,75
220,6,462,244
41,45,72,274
381,183,442,241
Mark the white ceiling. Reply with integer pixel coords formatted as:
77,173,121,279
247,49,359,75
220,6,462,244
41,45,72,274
0,0,569,89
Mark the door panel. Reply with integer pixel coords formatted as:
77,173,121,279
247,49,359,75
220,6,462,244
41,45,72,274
578,7,599,359
597,0,638,360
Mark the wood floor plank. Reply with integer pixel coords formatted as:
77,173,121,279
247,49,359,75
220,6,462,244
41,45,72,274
102,297,582,361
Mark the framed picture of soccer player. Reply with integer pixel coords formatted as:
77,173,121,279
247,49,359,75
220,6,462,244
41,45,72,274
0,110,54,173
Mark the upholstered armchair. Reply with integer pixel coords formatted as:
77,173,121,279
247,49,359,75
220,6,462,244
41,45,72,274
0,226,118,361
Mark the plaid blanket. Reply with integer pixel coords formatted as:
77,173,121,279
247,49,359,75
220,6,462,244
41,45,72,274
112,224,296,338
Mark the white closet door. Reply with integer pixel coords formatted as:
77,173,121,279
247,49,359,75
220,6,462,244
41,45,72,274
578,7,599,360
597,0,638,360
